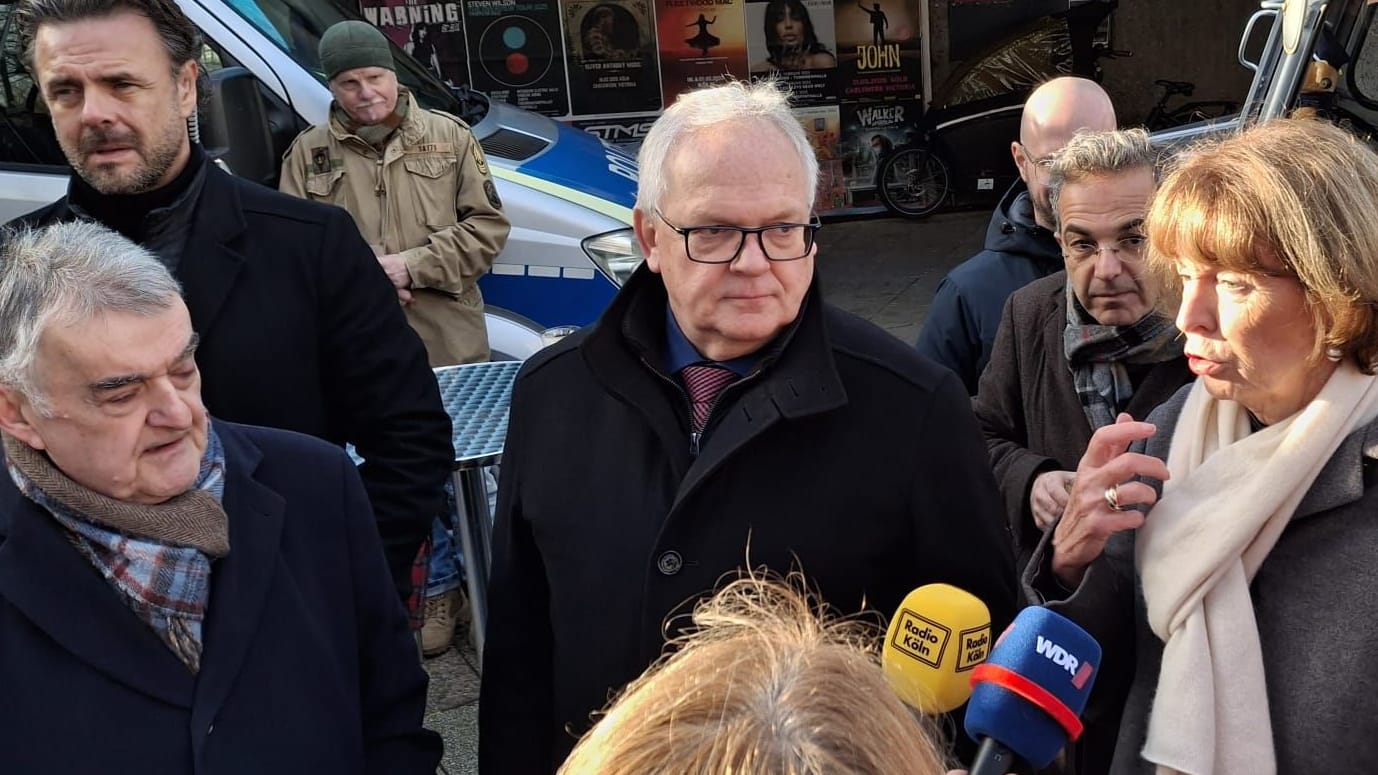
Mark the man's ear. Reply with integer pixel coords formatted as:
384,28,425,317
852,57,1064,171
0,386,46,451
633,207,662,274
176,59,198,119
1012,141,1034,185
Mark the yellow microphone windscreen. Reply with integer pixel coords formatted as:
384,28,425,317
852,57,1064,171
882,583,992,713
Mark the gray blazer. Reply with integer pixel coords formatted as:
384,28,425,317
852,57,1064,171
1025,383,1378,774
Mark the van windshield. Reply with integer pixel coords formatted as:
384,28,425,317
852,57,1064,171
223,0,465,115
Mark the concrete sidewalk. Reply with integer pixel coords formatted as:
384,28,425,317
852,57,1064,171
421,210,990,774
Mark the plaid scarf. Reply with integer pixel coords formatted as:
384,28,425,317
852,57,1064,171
1062,283,1183,429
5,425,228,673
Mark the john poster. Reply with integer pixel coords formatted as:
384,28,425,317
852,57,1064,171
563,0,663,115
359,0,471,88
655,0,748,105
464,0,570,115
832,0,924,103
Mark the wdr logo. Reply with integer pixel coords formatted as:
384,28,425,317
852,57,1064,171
1036,635,1094,689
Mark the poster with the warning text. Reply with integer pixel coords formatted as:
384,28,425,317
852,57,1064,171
360,0,471,88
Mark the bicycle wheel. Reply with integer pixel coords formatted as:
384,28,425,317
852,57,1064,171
876,146,950,218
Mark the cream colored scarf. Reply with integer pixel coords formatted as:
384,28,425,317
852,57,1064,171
1135,363,1378,775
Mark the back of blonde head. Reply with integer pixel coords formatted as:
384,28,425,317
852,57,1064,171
558,574,950,775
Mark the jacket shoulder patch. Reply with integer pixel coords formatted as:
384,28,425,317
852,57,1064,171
471,141,490,177
484,179,502,209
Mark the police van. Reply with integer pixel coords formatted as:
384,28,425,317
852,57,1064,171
0,0,643,360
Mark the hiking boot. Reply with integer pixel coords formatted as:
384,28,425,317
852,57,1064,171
420,588,465,657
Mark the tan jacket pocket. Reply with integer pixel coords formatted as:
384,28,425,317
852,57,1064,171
304,169,345,197
402,154,458,226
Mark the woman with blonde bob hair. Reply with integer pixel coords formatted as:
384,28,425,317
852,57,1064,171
557,573,953,775
1030,117,1378,774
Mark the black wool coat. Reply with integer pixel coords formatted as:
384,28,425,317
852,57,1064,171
12,167,454,595
973,272,1192,571
0,421,441,774
478,264,1020,773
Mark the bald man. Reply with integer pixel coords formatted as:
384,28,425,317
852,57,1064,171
916,77,1115,394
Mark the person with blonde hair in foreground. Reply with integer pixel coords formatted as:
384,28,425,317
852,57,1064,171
558,573,953,775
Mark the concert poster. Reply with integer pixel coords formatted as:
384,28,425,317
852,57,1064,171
793,104,847,210
838,98,921,206
832,0,924,103
745,0,836,105
358,0,471,88
654,0,748,106
562,0,663,115
463,0,570,114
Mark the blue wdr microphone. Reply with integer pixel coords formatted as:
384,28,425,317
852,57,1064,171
963,606,1101,775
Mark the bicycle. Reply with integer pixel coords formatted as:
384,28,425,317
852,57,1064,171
1143,80,1239,131
874,140,950,218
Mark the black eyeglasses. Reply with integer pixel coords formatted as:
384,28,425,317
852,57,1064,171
656,209,821,264
1063,235,1146,263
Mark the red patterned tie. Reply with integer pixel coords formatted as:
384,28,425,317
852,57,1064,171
681,364,737,433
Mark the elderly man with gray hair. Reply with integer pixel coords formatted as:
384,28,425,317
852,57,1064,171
971,128,1192,774
478,78,1018,773
0,222,441,774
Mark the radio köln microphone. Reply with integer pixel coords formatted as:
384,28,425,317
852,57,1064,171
881,584,992,714
964,606,1101,775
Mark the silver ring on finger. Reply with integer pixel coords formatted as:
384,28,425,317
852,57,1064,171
1105,485,1125,512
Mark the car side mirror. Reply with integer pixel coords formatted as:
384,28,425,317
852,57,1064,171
198,66,278,188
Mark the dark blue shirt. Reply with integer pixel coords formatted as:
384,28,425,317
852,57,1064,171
664,306,757,377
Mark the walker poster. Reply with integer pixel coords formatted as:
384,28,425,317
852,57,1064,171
359,0,471,88
563,0,663,115
838,99,921,206
463,0,570,114
832,0,924,102
655,0,748,105
794,104,848,210
745,0,836,105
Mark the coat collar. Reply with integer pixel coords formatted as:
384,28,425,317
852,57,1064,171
0,422,284,718
176,166,248,338
1293,415,1378,519
580,264,846,505
50,164,247,340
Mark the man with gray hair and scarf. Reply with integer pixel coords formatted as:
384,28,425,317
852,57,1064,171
478,78,1018,773
971,127,1191,774
0,221,441,774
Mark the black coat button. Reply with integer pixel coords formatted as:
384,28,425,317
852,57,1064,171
657,551,683,575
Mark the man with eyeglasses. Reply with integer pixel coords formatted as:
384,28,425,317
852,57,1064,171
478,79,1019,774
917,77,1116,395
972,127,1191,774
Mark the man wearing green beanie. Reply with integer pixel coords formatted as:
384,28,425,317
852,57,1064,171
281,19,511,657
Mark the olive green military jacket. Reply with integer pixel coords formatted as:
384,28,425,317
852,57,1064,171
281,90,510,366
